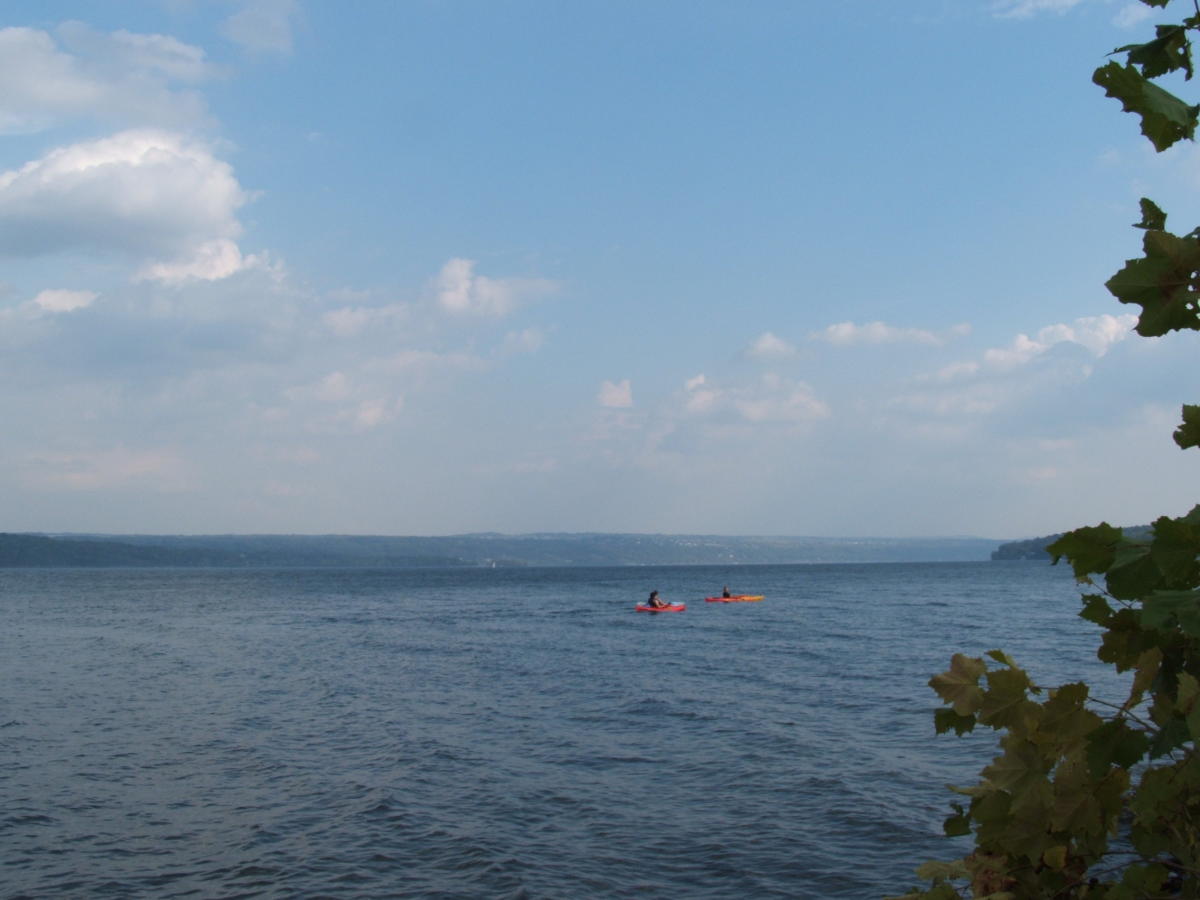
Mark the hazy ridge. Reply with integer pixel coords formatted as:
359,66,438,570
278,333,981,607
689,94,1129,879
990,524,1154,560
0,532,1006,568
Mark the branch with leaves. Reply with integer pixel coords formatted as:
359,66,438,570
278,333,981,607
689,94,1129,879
894,1,1200,897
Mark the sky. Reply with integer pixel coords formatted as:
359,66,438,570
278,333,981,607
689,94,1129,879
2,0,1198,539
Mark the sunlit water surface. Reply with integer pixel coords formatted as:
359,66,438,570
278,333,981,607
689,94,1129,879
1,562,1118,898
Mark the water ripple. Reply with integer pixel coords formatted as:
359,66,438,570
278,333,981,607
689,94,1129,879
1,562,1103,898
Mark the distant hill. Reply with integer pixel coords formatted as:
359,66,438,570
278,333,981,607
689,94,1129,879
0,531,1004,568
991,535,1062,561
991,524,1154,560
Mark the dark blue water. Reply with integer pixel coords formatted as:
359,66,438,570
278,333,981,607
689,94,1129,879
1,562,1117,898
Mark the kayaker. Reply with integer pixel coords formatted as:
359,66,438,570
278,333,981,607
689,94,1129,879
647,590,667,609
722,585,731,598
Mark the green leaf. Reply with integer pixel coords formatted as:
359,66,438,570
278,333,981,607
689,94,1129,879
1132,756,1200,857
1105,229,1200,337
1050,758,1104,834
914,859,968,883
1149,513,1200,585
934,707,977,736
1112,24,1193,79
983,738,1049,793
1135,197,1167,231
943,805,971,837
1097,608,1149,671
980,667,1037,730
1126,646,1163,710
1181,672,1200,741
1086,719,1150,777
1106,539,1159,600
1041,683,1102,745
986,648,1020,668
1041,844,1068,870
1079,593,1114,626
1174,403,1200,449
1148,715,1190,757
1117,862,1172,896
971,789,1013,844
1094,60,1200,152
1141,590,1200,636
930,654,986,716
1049,523,1123,576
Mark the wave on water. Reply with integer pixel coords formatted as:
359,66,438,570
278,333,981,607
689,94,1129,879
1,561,1101,898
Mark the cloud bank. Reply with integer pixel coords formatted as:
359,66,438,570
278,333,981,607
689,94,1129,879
0,129,254,282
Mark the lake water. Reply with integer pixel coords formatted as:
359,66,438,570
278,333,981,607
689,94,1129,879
1,561,1119,898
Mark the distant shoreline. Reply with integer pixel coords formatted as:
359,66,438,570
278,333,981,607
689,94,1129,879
0,531,1007,568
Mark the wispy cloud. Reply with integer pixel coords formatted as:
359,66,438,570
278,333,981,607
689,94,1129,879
598,379,633,408
277,371,403,434
499,327,545,356
26,446,193,491
991,0,1085,19
222,0,302,55
1113,2,1154,28
746,331,797,359
0,23,216,134
30,288,97,314
812,320,968,347
683,373,828,424
889,314,1143,433
434,258,558,317
978,313,1135,373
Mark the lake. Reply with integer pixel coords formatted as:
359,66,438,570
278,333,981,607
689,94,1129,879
1,561,1117,898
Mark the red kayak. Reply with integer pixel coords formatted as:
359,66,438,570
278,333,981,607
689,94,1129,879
704,595,764,603
635,603,686,612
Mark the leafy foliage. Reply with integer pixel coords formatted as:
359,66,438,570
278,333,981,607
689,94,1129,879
892,2,1200,896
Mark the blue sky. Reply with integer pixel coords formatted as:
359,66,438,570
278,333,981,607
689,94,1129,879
2,0,1197,538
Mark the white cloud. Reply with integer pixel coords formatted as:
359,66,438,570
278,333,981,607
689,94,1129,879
992,0,1085,19
683,373,724,417
889,314,1149,435
0,130,254,282
598,379,633,408
27,446,192,491
280,371,403,433
136,239,262,284
60,22,213,82
500,327,545,355
746,331,796,359
371,348,486,376
323,306,371,337
434,258,557,317
222,0,301,55
982,313,1136,370
0,24,214,134
322,302,408,338
929,360,981,382
315,371,351,402
352,397,397,430
890,381,1012,417
1114,3,1154,28
814,320,957,346
30,288,97,314
736,374,829,423
683,373,829,424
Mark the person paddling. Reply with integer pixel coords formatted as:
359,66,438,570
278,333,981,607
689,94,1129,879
722,585,731,598
647,589,668,609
